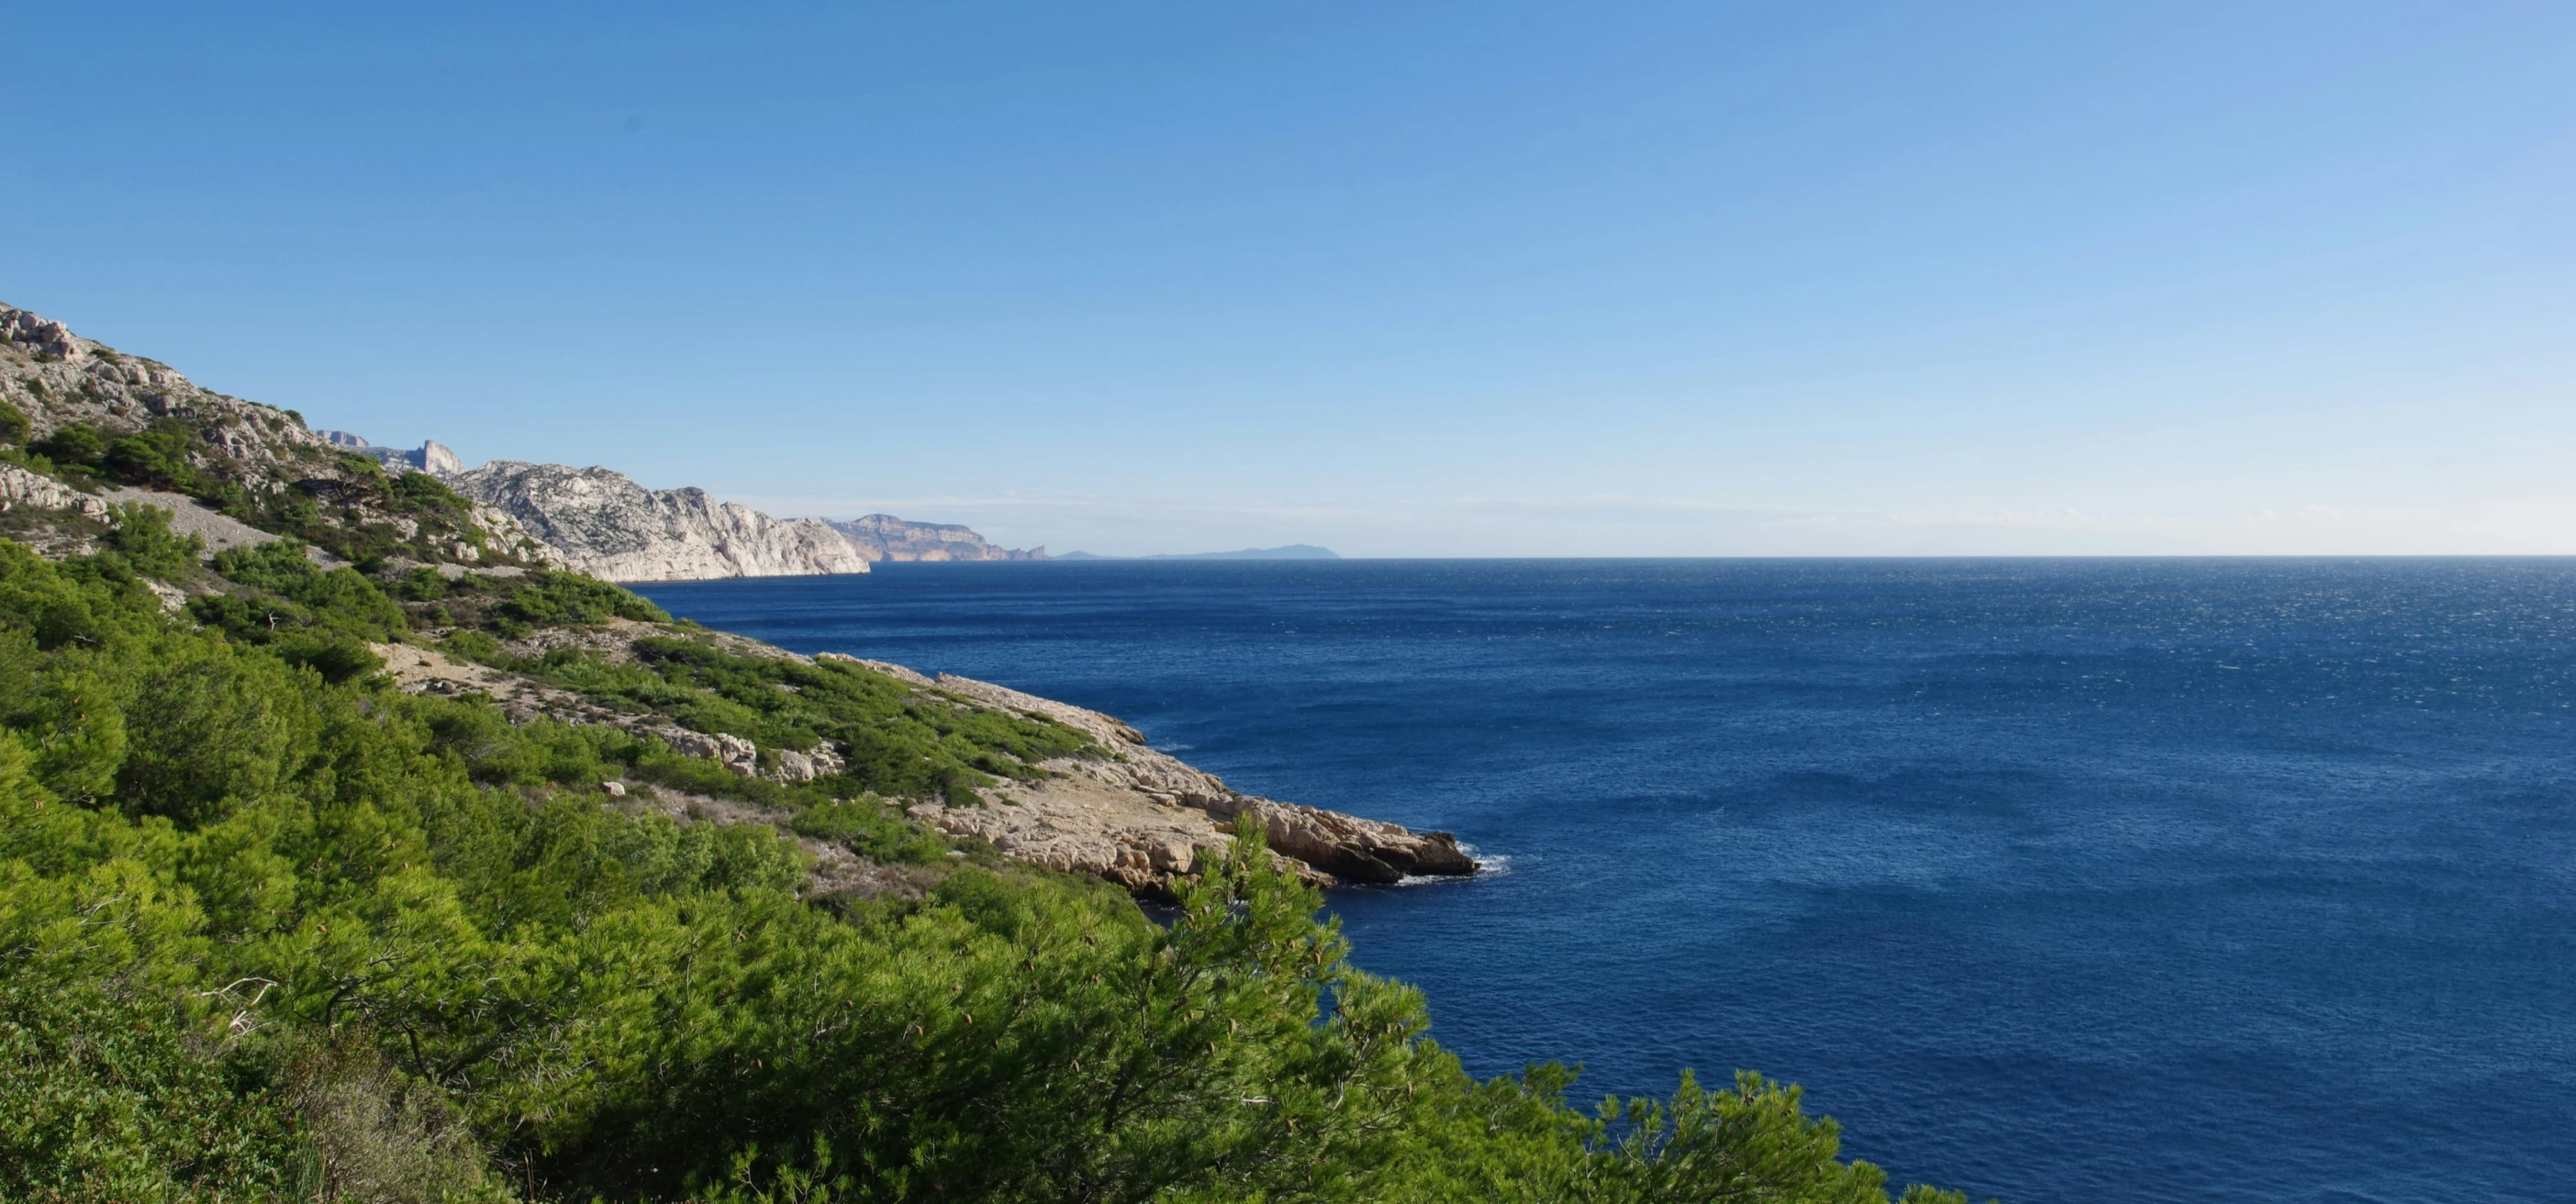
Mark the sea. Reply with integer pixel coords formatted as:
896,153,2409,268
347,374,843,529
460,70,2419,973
634,558,2575,1204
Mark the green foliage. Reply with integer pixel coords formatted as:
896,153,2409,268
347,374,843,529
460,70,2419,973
0,399,28,445
32,422,107,467
440,628,505,663
0,974,309,1204
390,470,471,518
99,502,205,581
491,570,671,633
102,421,207,492
278,1032,513,1203
791,797,948,864
273,631,386,686
194,538,408,646
184,451,512,571
608,637,1087,802
0,538,1976,1203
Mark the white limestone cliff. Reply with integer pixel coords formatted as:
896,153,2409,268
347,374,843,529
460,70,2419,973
829,514,1045,562
442,460,874,582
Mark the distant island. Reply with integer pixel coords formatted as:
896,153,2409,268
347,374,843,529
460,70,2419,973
1057,544,1341,561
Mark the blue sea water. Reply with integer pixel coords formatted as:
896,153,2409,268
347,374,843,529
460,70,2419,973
634,559,2576,1204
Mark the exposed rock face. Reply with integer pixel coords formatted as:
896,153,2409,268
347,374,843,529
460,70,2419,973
2,305,546,568
3,303,341,493
374,635,1475,894
372,629,1481,895
0,463,107,518
829,514,1044,562
921,672,1478,889
319,432,465,476
443,460,874,582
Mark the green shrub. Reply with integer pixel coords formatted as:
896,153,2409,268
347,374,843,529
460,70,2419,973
272,632,384,686
0,400,28,445
200,539,407,643
101,423,205,492
388,471,470,518
491,570,669,634
32,423,106,467
0,974,307,1204
438,629,504,663
792,797,948,864
100,502,204,580
279,1033,509,1204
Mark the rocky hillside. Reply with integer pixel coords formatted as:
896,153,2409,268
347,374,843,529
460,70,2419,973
2,302,1028,582
831,513,1045,561
1,304,551,567
444,460,875,582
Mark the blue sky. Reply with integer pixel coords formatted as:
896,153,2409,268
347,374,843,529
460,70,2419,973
6,2,2571,555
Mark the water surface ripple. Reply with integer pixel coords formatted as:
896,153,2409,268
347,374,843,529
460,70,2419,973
638,559,2575,1204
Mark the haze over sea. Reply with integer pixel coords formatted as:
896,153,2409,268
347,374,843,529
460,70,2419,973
636,558,2574,1204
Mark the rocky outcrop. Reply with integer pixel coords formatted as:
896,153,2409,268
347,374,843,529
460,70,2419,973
2,305,546,569
318,432,464,476
443,461,874,582
0,463,107,518
3,303,343,494
920,671,1478,888
374,628,1479,895
828,514,1043,562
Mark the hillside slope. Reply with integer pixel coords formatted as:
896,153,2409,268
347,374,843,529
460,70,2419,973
1,304,551,568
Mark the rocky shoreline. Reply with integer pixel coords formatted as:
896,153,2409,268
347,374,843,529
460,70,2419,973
913,668,1476,890
373,623,1476,897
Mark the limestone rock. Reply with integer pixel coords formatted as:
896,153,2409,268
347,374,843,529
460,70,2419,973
318,432,465,476
770,743,846,783
372,629,1479,896
3,302,340,496
829,514,1044,562
443,460,874,582
1,305,541,569
922,671,1478,889
655,727,762,776
0,463,107,518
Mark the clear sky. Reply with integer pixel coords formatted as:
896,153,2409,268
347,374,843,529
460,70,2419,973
6,2,2571,555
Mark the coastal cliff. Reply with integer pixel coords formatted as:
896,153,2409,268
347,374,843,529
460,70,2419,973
443,460,875,582
830,513,1044,561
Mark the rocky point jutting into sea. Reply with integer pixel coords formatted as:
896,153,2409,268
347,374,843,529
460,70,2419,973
0,300,1470,896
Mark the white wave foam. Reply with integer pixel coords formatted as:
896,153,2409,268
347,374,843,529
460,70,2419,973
1396,852,1509,886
